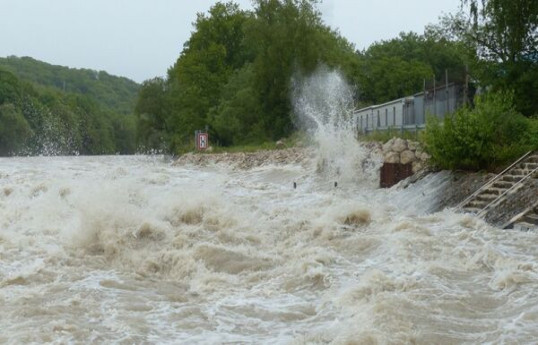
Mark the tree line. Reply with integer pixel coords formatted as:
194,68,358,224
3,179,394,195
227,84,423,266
0,57,139,156
136,0,536,153
1,0,535,157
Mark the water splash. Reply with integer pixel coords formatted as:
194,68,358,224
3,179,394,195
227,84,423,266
292,65,381,185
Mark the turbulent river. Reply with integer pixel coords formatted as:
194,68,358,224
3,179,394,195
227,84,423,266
1,154,538,344
2,68,538,344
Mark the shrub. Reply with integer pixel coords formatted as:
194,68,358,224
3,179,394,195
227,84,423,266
423,92,536,171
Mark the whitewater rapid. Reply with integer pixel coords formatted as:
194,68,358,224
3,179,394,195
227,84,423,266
1,155,538,344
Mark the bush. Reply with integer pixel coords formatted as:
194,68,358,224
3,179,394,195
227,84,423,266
423,92,536,171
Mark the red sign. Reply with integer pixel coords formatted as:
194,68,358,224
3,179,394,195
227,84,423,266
196,132,209,150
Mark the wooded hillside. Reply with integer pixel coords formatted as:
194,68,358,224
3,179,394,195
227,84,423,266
0,57,139,156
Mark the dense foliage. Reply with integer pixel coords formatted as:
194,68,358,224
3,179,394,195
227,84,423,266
420,0,538,171
135,0,360,151
440,0,538,116
354,31,469,106
135,1,471,153
0,62,138,156
0,56,139,114
3,0,535,163
423,92,538,170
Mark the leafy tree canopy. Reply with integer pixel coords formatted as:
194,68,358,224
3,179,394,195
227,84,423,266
0,56,140,114
0,59,138,156
437,0,538,115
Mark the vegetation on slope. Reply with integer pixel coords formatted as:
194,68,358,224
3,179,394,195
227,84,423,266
0,60,138,155
0,56,139,114
1,0,536,167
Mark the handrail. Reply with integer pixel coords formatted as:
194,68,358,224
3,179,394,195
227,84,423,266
456,150,533,210
477,165,538,218
502,200,538,229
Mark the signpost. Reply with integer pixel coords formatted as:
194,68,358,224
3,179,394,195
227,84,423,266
195,130,209,151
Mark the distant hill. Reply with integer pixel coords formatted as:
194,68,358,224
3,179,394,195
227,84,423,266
0,56,139,114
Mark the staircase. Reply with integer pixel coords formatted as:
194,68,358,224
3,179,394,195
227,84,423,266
456,151,538,223
503,201,538,231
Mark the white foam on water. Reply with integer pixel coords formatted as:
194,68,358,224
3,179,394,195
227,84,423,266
2,155,538,344
1,69,537,344
292,65,382,187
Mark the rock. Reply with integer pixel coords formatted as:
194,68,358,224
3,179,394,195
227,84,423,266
407,140,419,151
415,147,423,158
384,151,400,164
412,161,423,173
400,150,416,165
382,138,394,153
420,152,431,161
392,138,407,153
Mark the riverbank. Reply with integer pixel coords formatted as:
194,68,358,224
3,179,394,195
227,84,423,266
173,143,534,227
173,147,315,169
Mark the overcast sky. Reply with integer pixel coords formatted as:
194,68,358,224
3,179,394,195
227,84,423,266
0,0,462,83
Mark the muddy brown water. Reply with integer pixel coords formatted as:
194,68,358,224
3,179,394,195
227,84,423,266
1,155,537,344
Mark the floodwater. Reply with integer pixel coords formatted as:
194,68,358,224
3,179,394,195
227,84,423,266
1,154,537,344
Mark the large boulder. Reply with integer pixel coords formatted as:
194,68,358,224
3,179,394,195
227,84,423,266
384,151,400,164
391,138,407,153
382,138,394,153
415,147,423,159
407,140,420,151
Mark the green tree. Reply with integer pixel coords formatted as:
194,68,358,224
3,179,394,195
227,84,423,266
165,1,251,151
246,0,330,139
209,64,265,145
0,56,139,114
135,77,168,150
0,103,32,155
450,0,538,115
355,32,468,105
424,92,535,170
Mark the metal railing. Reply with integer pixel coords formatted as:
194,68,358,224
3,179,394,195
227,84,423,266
455,151,533,210
477,165,538,218
502,200,538,229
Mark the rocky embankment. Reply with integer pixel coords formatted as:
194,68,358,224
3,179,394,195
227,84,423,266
173,147,315,169
365,137,431,174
